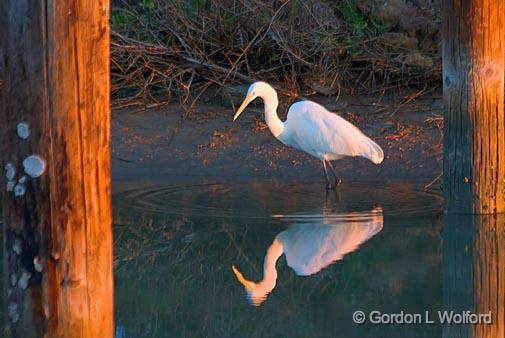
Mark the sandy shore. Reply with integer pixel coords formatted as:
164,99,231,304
111,90,443,187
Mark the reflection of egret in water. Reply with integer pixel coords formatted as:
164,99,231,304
232,203,383,306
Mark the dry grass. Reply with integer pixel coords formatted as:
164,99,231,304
110,0,441,108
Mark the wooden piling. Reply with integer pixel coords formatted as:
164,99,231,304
0,1,113,337
442,0,505,214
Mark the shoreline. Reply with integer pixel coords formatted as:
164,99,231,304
111,90,443,186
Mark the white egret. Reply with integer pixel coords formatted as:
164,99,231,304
233,82,384,188
232,207,383,306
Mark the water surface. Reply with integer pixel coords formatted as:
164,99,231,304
113,180,444,338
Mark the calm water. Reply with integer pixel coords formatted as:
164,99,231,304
112,180,445,338
3,179,502,337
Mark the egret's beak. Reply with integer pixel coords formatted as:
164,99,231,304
233,94,256,121
231,265,255,292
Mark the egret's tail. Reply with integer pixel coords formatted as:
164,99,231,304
365,139,384,164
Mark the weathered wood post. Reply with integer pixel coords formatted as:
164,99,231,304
0,1,113,337
442,2,505,336
442,0,505,214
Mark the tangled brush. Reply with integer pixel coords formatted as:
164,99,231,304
110,0,441,107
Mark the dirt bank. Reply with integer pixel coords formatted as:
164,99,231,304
111,90,443,187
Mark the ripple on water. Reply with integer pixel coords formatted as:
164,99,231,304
113,180,443,220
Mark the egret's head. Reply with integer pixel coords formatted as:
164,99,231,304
231,265,270,306
233,81,277,121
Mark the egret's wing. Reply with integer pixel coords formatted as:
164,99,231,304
277,208,383,276
286,101,383,163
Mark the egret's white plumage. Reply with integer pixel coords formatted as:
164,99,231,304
233,82,384,188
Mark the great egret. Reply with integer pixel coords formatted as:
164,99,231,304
232,207,383,306
233,82,384,188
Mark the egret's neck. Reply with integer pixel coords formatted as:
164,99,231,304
236,239,284,305
262,96,284,138
257,239,283,292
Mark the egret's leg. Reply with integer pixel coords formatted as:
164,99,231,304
326,160,342,186
324,188,341,205
322,160,334,190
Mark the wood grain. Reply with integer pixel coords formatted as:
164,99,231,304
442,0,505,214
0,1,113,337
